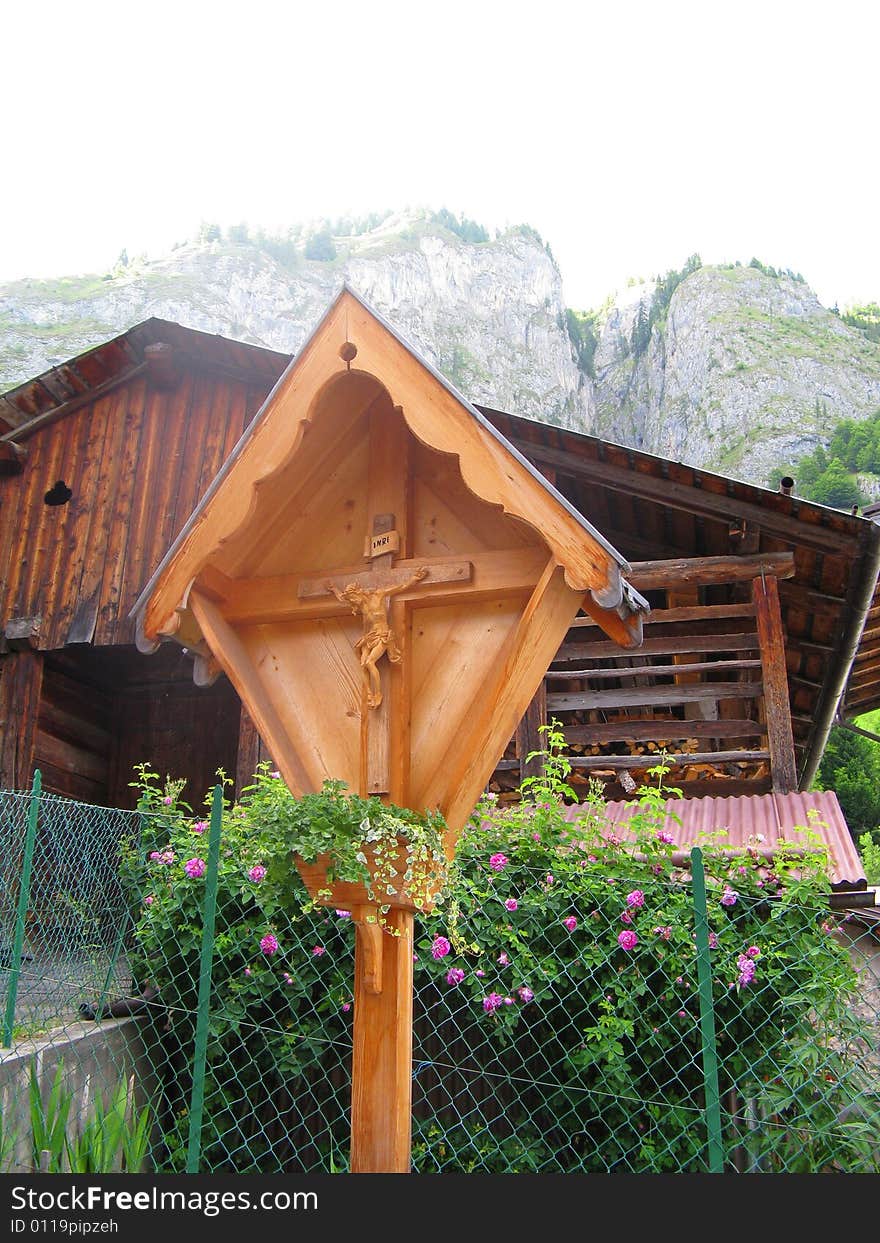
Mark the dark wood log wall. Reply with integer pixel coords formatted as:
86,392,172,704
0,367,274,649
0,362,275,795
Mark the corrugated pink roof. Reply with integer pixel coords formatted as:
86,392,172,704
560,790,866,891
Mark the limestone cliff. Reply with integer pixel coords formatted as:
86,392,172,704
592,264,880,485
0,213,587,429
3,215,880,489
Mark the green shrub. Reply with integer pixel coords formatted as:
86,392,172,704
122,731,877,1173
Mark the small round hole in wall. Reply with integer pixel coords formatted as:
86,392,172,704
44,480,72,506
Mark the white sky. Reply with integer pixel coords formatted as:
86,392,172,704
3,0,879,311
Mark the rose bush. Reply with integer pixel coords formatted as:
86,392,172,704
123,729,878,1173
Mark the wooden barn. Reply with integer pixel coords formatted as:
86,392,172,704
2,288,880,852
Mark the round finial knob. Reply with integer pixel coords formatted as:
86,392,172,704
339,341,358,363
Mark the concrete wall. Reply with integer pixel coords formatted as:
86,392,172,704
0,1018,157,1173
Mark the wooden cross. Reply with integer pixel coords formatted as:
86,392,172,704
298,512,470,796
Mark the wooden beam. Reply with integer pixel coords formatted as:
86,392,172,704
299,559,472,602
546,658,762,680
578,590,644,649
569,749,770,770
516,681,547,782
350,907,413,1172
4,617,41,650
509,438,853,556
0,440,26,475
568,601,757,628
204,548,544,626
547,682,763,711
1,363,148,444
556,633,760,661
752,575,798,793
561,719,762,744
627,552,794,591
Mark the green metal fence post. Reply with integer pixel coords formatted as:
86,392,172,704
690,845,725,1173
2,769,41,1047
185,783,224,1174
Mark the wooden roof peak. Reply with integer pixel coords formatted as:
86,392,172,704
131,285,649,652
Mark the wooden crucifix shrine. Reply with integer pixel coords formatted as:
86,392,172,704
299,504,472,797
133,286,649,1173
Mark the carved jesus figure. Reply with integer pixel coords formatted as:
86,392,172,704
326,567,429,708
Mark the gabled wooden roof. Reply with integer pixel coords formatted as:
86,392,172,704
0,318,287,437
131,286,649,651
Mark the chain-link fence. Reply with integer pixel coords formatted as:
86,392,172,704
1,773,879,1174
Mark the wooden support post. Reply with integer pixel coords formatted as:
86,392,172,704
517,681,547,783
0,649,43,790
235,707,267,797
350,908,414,1172
752,575,798,793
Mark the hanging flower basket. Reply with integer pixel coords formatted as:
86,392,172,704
294,836,447,914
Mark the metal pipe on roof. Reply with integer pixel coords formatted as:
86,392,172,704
800,518,880,790
778,476,795,495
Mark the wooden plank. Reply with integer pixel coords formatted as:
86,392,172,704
508,438,852,555
556,632,760,661
350,907,413,1172
569,749,770,770
36,762,106,803
188,589,314,796
428,562,585,837
561,718,762,744
144,376,199,598
234,616,363,793
34,729,108,785
38,398,99,648
545,658,762,680
388,598,412,806
752,575,798,794
124,382,171,630
39,663,111,711
167,372,217,551
627,552,794,590
570,601,757,629
65,386,130,644
98,374,149,645
363,671,391,796
193,375,236,513
362,403,409,798
0,649,43,789
516,681,547,782
548,681,764,711
37,700,111,755
12,404,70,630
650,776,774,798
411,452,536,555
409,597,525,808
235,707,264,795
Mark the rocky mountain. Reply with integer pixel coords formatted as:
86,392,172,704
591,263,880,485
2,211,880,490
0,212,587,429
